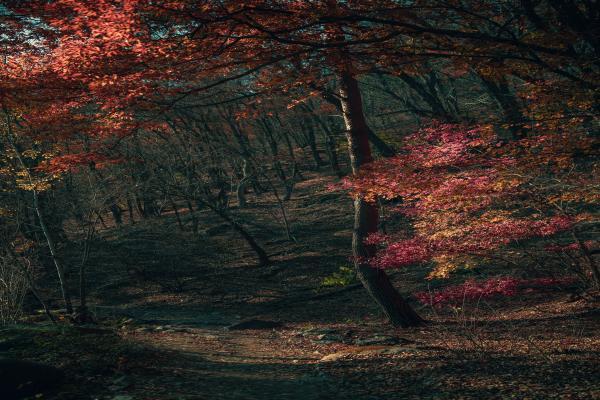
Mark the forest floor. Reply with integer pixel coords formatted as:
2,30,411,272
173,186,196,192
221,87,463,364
3,173,599,399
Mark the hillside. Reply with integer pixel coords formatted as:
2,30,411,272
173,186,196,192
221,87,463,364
3,174,599,400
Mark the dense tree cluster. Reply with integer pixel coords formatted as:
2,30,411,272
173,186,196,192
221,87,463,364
0,1,597,327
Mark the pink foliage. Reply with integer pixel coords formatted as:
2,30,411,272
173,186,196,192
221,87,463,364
371,238,432,269
341,123,585,275
364,232,390,246
414,276,577,307
545,241,597,253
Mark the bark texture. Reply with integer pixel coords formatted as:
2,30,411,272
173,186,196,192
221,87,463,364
339,71,424,328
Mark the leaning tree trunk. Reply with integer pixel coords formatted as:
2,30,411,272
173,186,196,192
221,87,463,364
203,202,270,266
338,70,424,328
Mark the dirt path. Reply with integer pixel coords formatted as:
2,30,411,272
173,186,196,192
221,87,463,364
123,325,353,400
21,174,594,400
93,296,598,400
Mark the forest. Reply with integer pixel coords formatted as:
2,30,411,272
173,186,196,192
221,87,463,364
0,1,598,399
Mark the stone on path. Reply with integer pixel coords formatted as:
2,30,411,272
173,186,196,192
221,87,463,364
354,335,414,346
226,319,283,330
320,345,420,362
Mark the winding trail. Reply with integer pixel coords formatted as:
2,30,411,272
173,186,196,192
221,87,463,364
128,324,354,399
96,304,360,399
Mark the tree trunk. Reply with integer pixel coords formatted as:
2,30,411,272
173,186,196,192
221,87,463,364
33,189,74,314
305,122,326,169
135,195,146,219
126,197,135,224
314,86,396,157
204,202,270,266
237,159,250,208
480,75,528,139
109,203,122,226
338,70,424,328
325,133,343,177
186,200,199,234
307,110,343,177
4,109,73,315
283,162,298,201
76,223,95,323
169,196,184,230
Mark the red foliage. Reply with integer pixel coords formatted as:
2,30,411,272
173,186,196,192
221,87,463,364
37,153,120,173
414,276,577,307
344,123,598,279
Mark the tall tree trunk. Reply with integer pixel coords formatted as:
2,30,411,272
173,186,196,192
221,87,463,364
304,107,343,177
313,85,396,157
324,130,343,177
480,75,528,139
76,221,95,323
321,86,396,157
226,116,264,195
304,122,326,169
338,71,424,328
33,191,73,313
4,110,73,314
397,73,459,122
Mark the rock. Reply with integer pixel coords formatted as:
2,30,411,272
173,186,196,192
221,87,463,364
379,345,420,355
300,328,338,337
168,326,191,333
300,327,353,343
320,344,420,362
0,358,64,399
315,333,346,344
153,324,175,330
226,319,283,330
354,335,409,346
320,352,349,362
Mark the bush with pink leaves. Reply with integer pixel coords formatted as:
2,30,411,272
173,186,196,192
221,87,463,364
415,276,577,307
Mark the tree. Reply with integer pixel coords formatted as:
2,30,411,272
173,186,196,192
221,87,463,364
4,0,426,326
343,123,599,288
4,0,597,326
